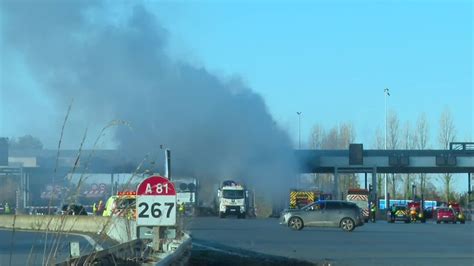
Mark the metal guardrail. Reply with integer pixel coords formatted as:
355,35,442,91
56,239,151,266
155,234,192,266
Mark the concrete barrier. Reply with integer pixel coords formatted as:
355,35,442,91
106,216,136,243
0,215,190,265
0,215,135,243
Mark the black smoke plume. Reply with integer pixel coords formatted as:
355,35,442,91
1,1,296,198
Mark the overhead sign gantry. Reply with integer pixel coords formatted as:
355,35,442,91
295,142,474,201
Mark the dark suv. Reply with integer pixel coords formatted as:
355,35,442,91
280,200,364,232
60,204,88,215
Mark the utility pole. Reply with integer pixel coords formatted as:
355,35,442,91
384,88,390,207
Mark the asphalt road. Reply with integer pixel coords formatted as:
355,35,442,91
187,217,474,266
0,229,95,266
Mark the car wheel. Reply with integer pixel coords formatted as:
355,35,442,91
340,218,355,232
288,217,304,231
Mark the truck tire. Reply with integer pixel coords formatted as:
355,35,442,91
238,213,246,219
219,212,225,218
436,220,440,224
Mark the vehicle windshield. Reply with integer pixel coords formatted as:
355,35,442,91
301,203,315,210
302,202,323,211
437,208,452,212
223,189,244,199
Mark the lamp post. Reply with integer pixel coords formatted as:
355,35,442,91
384,88,390,206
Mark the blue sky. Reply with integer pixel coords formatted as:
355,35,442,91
150,0,473,148
0,0,472,193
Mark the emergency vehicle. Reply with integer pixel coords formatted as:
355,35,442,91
387,205,410,223
103,191,137,219
448,202,466,224
289,190,331,209
346,188,369,222
407,201,426,223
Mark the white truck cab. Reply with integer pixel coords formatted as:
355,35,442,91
217,180,247,219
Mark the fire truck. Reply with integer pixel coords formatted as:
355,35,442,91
448,202,466,224
289,190,331,209
103,191,137,219
346,188,369,222
407,201,426,223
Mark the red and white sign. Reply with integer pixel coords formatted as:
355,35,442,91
136,176,177,226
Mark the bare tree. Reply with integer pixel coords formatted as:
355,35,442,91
415,113,429,150
374,128,384,198
438,108,457,202
309,124,325,191
414,113,430,198
9,135,44,150
338,123,357,190
402,121,415,199
322,126,339,149
310,122,359,195
387,110,400,198
320,126,339,193
338,123,355,148
309,124,324,149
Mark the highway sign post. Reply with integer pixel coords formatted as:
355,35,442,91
136,175,177,226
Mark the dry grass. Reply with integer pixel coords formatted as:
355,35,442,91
6,102,182,265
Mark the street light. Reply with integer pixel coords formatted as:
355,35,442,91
384,88,390,205
297,112,302,149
